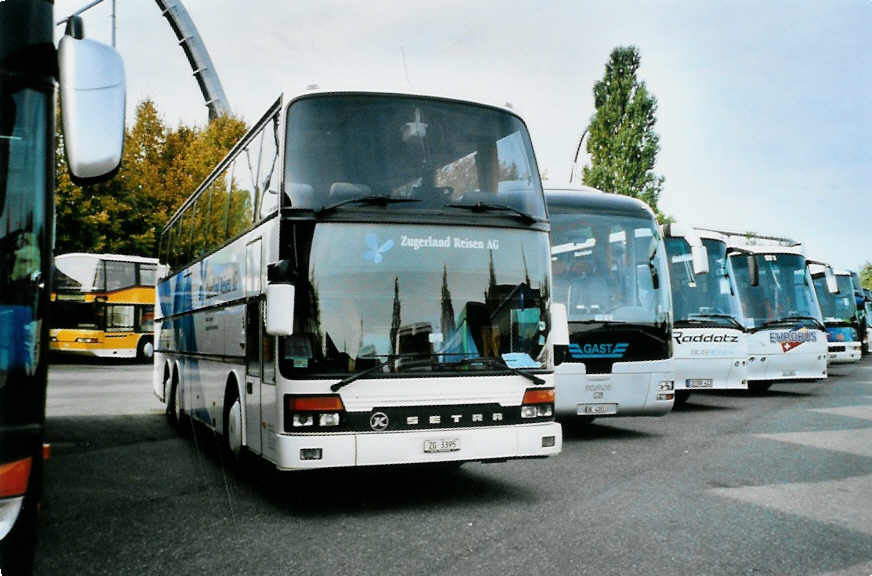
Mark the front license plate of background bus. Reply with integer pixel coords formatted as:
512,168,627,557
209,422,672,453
686,379,713,389
577,403,617,415
424,438,460,453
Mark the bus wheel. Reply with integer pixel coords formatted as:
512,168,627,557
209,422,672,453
167,376,184,431
136,336,154,362
673,390,690,406
223,386,243,464
748,381,772,393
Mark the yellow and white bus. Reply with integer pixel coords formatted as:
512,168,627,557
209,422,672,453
50,253,158,361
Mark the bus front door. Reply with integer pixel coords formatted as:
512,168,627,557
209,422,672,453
244,238,264,455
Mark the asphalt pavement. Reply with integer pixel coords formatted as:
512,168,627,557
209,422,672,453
34,358,872,576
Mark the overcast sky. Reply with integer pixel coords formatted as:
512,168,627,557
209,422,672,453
56,0,871,271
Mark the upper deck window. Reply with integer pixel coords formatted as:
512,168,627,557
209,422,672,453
283,94,545,220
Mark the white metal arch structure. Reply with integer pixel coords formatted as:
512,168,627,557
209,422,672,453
155,0,231,120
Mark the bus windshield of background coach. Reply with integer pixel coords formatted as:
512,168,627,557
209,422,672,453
666,237,740,329
731,253,822,330
549,209,671,326
812,273,857,325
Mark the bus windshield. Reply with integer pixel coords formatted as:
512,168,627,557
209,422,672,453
812,274,858,324
281,223,551,377
53,254,100,291
283,94,545,220
666,237,739,328
549,209,671,325
730,252,822,330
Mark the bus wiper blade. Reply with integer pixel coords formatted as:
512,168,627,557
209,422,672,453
594,322,669,345
452,356,545,385
689,313,745,330
444,201,537,224
329,355,444,392
316,195,420,217
779,315,826,330
330,357,394,392
757,316,824,331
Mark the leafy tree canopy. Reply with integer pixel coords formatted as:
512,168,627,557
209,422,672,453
861,261,872,291
55,99,247,256
582,45,668,221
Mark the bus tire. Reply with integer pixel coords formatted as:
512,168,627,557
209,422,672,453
167,371,184,431
673,390,690,406
136,336,154,363
748,381,772,393
223,382,244,466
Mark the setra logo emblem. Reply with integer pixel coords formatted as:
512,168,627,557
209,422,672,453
369,411,389,431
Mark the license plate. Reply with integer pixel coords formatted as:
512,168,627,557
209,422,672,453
577,403,617,415
685,378,713,389
782,370,797,377
423,438,460,453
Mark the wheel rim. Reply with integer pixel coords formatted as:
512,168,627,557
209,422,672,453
143,341,154,360
174,380,181,421
227,399,242,458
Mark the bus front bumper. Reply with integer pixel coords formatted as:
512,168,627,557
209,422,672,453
672,357,748,391
273,422,562,470
554,362,674,418
747,350,827,381
828,342,862,364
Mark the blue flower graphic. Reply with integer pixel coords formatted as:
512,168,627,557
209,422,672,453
364,233,394,264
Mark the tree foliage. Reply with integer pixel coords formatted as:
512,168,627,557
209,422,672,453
861,261,872,290
582,46,666,220
55,99,247,256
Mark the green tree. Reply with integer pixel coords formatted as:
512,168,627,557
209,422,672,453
861,261,872,290
55,99,247,257
582,46,666,220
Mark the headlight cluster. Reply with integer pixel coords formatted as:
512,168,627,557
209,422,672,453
657,380,674,401
285,395,345,432
521,388,554,419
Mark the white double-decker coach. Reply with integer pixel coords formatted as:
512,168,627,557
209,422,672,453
153,91,562,470
664,226,748,404
720,233,828,391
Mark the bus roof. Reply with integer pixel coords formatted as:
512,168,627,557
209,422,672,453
55,253,159,265
726,243,806,256
284,86,522,118
544,186,655,220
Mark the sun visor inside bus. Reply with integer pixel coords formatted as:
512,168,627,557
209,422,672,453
329,182,371,200
285,182,314,207
267,260,296,283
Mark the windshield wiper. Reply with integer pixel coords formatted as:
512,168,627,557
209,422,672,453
444,201,537,224
450,356,545,385
757,315,825,331
779,315,826,330
330,353,544,391
316,194,420,217
688,313,745,331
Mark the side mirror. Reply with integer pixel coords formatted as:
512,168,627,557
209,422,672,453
58,19,126,184
691,244,709,275
551,303,570,347
824,268,839,294
266,284,295,336
747,255,759,287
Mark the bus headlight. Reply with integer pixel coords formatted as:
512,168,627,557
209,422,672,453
521,388,554,419
292,414,314,427
658,380,674,392
285,395,345,432
75,337,98,343
319,413,340,427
